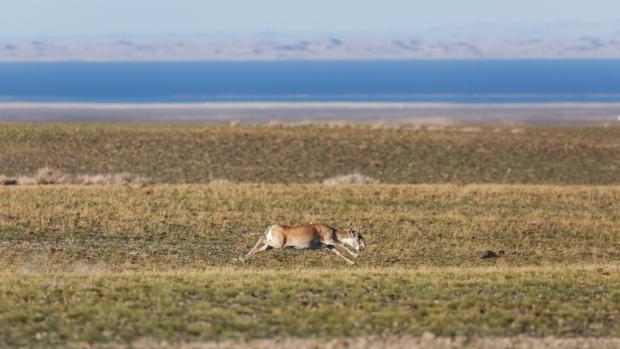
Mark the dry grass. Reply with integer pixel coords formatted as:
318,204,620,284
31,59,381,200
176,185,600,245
322,173,380,185
1,184,619,270
1,124,619,184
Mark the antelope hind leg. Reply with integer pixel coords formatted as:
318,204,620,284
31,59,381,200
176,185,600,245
243,242,270,263
242,236,268,262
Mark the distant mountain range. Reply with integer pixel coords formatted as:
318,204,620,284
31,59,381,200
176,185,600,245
2,36,620,61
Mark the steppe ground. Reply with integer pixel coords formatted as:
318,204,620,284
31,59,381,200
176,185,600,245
1,124,619,348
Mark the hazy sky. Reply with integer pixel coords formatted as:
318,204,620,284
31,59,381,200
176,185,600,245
2,0,619,37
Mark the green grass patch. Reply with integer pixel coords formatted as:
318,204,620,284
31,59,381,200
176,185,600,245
1,267,618,346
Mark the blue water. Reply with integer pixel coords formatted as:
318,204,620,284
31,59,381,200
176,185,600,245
1,60,620,103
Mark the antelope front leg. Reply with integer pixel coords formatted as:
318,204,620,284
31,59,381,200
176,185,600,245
327,246,356,266
335,242,359,258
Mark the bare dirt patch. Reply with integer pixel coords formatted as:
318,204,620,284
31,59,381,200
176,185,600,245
75,336,620,349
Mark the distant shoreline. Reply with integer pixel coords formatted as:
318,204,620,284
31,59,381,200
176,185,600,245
1,36,620,61
1,102,620,125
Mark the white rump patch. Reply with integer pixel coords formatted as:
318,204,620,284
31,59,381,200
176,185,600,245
266,227,273,241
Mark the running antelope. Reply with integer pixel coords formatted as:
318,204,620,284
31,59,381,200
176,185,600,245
241,223,366,265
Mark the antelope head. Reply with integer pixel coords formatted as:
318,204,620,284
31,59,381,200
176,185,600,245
346,222,366,252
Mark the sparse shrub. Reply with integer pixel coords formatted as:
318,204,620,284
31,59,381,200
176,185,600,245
16,176,37,185
426,125,446,132
458,126,482,133
370,122,400,130
209,178,236,186
74,174,109,185
74,173,153,186
267,120,282,127
3,168,152,186
0,175,18,185
327,121,349,129
33,167,71,184
322,173,380,185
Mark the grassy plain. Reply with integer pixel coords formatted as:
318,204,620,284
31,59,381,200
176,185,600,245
1,124,620,347
1,267,619,347
1,124,619,184
1,184,619,270
0,184,619,346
